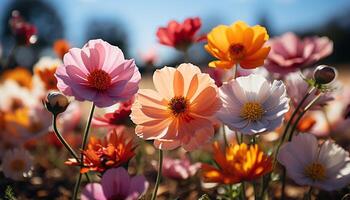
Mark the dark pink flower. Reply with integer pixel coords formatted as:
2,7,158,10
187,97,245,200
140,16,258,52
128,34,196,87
160,156,201,180
265,32,333,74
9,11,37,45
55,39,141,108
81,167,148,200
156,17,206,51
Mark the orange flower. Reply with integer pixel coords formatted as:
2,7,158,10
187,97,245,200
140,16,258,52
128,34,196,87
53,39,70,59
130,63,221,151
205,21,270,69
202,142,272,184
65,129,135,173
1,67,32,89
297,115,316,132
33,57,60,91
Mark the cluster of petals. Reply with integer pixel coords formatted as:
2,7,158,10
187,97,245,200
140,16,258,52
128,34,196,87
205,21,270,69
217,74,289,134
81,167,148,200
202,142,272,184
1,148,33,181
277,134,350,191
265,32,333,74
156,17,205,51
55,39,141,108
157,156,201,180
65,129,135,173
131,63,221,151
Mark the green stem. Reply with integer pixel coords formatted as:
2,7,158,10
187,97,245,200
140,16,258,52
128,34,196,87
307,187,313,200
73,103,95,200
235,131,241,145
151,150,163,200
241,182,247,200
52,115,79,161
281,167,287,200
274,87,315,163
223,125,228,147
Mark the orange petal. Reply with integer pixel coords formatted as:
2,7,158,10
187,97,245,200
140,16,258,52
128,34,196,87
209,60,235,69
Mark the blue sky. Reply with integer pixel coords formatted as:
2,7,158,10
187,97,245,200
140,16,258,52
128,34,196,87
1,0,350,63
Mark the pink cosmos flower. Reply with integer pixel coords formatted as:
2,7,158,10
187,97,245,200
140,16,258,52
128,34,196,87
265,32,333,74
55,39,141,108
153,156,201,180
81,167,148,200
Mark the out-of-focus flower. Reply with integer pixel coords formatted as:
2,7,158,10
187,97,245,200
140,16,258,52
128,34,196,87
153,156,201,180
53,39,70,59
205,68,225,87
1,148,33,181
33,57,61,93
9,10,37,45
1,67,32,89
205,21,270,69
139,48,158,66
92,97,134,129
297,115,316,133
0,80,37,113
44,91,69,116
156,17,205,51
202,142,272,184
65,129,135,173
285,70,334,110
265,32,333,74
55,39,141,108
277,134,350,191
81,167,149,200
217,74,289,135
131,63,221,151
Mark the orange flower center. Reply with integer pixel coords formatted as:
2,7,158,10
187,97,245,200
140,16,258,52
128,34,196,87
229,43,245,60
304,162,326,181
168,96,189,116
10,159,26,172
87,69,111,91
240,102,265,121
10,98,25,111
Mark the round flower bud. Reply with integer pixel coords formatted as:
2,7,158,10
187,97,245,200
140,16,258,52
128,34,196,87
313,65,337,85
44,92,69,115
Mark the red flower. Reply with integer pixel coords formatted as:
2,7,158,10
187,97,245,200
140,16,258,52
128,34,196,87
156,17,206,51
65,129,135,173
9,11,37,45
92,98,134,129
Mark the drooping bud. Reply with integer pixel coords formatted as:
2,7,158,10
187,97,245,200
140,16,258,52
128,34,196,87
313,65,337,85
44,92,69,115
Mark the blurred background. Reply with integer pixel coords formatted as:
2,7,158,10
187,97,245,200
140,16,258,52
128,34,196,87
0,0,350,70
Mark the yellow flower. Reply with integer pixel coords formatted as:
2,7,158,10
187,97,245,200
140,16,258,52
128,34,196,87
202,142,272,184
1,67,32,89
205,21,270,69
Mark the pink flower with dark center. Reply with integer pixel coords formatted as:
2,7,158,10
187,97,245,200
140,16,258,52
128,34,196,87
55,39,141,108
81,167,148,200
265,32,333,74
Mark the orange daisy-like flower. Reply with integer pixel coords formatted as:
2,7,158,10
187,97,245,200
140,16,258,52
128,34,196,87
205,21,270,69
53,39,70,59
65,129,135,173
33,57,60,91
1,67,32,89
131,63,221,151
202,142,272,184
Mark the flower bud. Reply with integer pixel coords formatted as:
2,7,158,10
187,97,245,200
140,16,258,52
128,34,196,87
44,92,69,115
313,65,337,85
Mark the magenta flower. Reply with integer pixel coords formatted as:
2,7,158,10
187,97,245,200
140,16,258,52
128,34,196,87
161,157,201,180
265,32,333,74
55,39,141,108
81,167,148,200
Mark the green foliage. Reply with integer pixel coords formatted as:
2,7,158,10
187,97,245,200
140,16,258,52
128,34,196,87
4,185,16,200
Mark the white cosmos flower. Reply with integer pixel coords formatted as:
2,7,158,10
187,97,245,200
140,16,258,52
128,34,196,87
277,134,350,191
217,74,289,135
2,148,33,181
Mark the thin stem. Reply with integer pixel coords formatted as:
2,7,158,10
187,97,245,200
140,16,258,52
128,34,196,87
241,182,247,200
235,131,241,145
73,103,95,200
274,87,315,163
307,187,313,200
222,125,228,147
52,115,79,161
151,150,163,200
281,167,287,200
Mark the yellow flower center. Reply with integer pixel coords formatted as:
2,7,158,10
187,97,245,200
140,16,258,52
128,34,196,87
87,69,111,91
240,102,265,121
229,43,245,60
304,162,326,181
10,159,26,172
168,96,190,118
